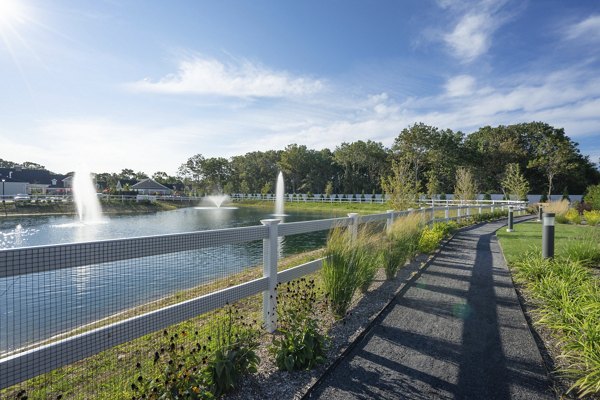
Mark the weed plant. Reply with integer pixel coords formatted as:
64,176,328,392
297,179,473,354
270,279,328,371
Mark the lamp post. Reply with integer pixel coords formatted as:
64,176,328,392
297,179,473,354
506,206,514,232
2,179,6,217
542,213,555,259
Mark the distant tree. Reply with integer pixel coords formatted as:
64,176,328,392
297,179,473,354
118,168,136,180
324,181,334,197
454,167,477,201
21,161,46,170
501,163,530,201
201,157,231,192
528,135,577,197
334,140,388,193
152,171,169,183
381,159,419,210
0,158,17,168
261,182,272,196
135,171,148,180
177,154,205,191
425,171,440,199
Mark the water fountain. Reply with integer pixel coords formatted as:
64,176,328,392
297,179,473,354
273,171,286,217
195,194,238,210
73,168,104,224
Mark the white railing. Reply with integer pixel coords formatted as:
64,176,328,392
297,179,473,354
0,204,523,389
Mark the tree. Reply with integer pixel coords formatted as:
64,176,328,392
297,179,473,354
454,167,477,201
118,168,136,180
177,154,205,193
333,140,388,194
324,181,334,197
21,161,46,170
501,163,530,201
0,158,17,168
528,136,577,197
201,157,231,192
381,159,419,210
425,171,440,199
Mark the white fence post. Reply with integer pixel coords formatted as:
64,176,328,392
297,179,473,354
457,206,462,220
261,219,280,333
445,206,449,221
386,209,395,232
348,213,359,241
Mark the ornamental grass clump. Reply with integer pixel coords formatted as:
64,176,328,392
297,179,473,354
322,225,380,317
380,213,426,279
512,254,600,396
270,278,328,372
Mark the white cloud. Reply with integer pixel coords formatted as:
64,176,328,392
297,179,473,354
566,15,600,41
444,13,492,62
128,56,324,98
445,75,476,97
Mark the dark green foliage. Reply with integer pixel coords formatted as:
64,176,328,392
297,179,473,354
584,184,600,210
270,279,328,372
131,306,259,399
540,193,548,203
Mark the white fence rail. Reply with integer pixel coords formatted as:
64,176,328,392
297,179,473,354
0,202,524,389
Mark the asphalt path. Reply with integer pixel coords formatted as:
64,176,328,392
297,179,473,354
305,218,555,400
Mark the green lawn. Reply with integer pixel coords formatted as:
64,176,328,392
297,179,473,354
496,221,600,264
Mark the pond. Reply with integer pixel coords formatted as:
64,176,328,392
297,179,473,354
0,206,343,354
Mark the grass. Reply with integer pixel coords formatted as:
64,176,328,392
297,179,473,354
497,222,600,396
496,221,600,265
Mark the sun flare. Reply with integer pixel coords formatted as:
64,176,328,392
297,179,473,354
0,0,26,26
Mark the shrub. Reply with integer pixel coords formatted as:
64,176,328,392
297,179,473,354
270,279,328,372
584,184,600,210
540,193,548,203
380,213,425,280
584,210,600,226
418,227,444,254
565,208,582,225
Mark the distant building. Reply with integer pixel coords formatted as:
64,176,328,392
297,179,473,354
131,178,172,195
0,167,68,195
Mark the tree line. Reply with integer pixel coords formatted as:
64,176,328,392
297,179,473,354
174,121,599,197
2,121,598,197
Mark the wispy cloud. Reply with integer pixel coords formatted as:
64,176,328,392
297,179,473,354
440,0,515,63
565,14,600,41
128,56,325,98
444,75,476,97
444,13,493,62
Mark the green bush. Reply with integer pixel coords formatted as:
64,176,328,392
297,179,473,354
418,227,444,254
565,208,582,225
584,184,600,210
584,210,600,226
270,279,328,372
555,214,570,224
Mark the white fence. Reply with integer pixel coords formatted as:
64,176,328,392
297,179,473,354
0,202,524,390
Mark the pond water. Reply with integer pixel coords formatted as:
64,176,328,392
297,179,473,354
0,207,343,354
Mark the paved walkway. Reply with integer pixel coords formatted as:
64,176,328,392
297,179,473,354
306,218,555,400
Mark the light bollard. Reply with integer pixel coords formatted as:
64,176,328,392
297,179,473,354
542,213,555,259
537,205,543,222
506,206,514,232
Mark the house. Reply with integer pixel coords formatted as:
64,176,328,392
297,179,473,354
115,179,138,192
0,167,68,195
131,178,172,195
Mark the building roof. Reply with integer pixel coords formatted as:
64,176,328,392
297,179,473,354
131,178,171,191
0,168,67,186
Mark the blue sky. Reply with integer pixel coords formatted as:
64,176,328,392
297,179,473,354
1,0,599,175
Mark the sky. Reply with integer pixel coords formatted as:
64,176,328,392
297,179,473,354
1,0,599,176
